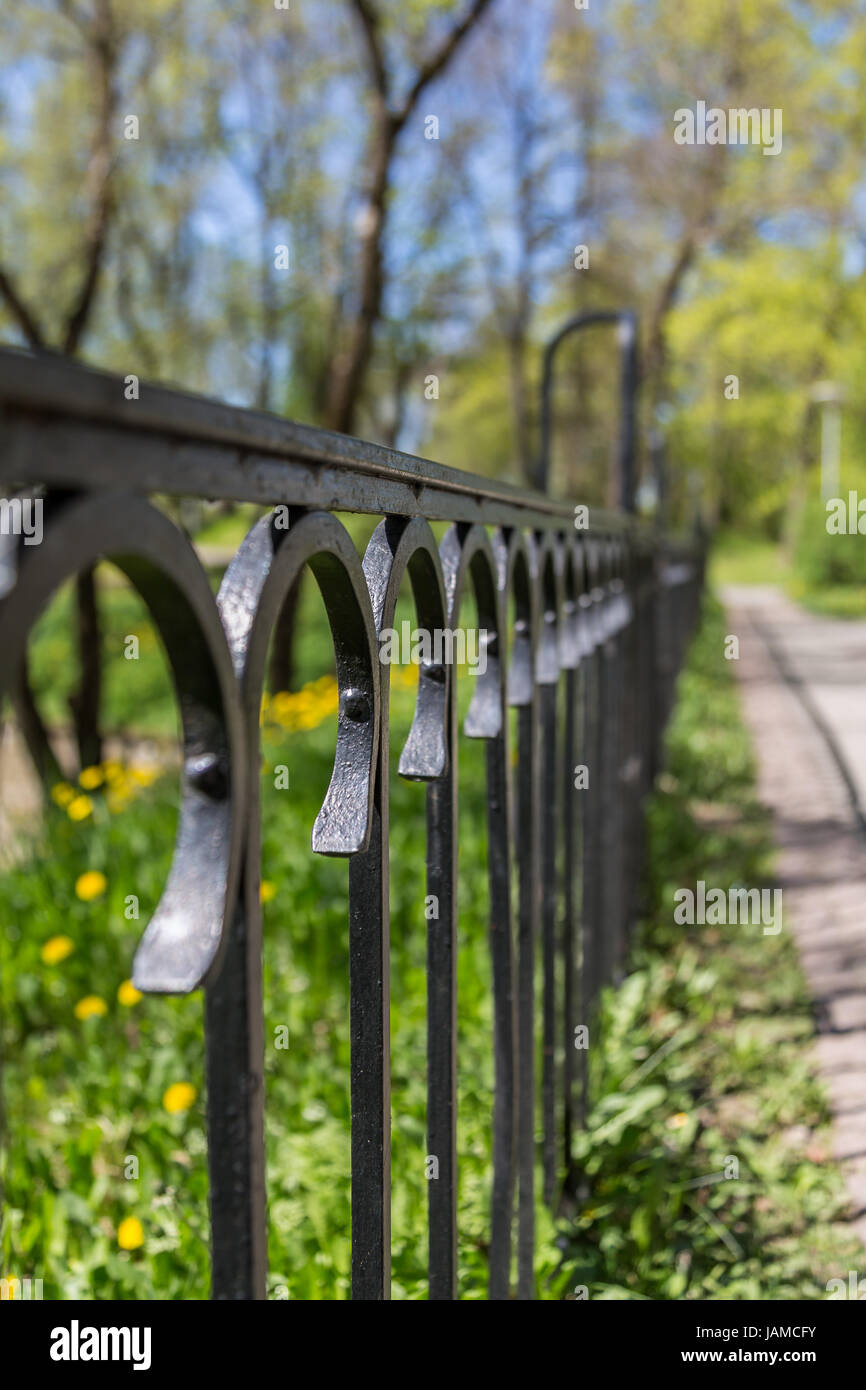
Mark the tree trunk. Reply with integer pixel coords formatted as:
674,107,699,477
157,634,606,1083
325,106,396,436
13,658,65,789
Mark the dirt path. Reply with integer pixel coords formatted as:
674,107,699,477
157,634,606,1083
723,584,866,1249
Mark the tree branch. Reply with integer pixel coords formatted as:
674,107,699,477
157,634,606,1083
645,151,725,396
350,0,494,129
349,0,389,98
62,1,118,355
0,266,46,348
329,0,495,434
396,0,494,130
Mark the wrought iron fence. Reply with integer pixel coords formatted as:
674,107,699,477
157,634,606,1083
0,344,704,1300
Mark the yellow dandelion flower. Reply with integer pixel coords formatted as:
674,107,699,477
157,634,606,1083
50,781,76,808
106,790,132,814
102,759,125,785
78,765,104,791
163,1082,197,1115
41,935,75,965
74,995,108,1021
129,765,159,787
75,871,107,902
67,795,93,822
260,880,276,904
117,1216,144,1251
118,979,143,1007
393,665,418,689
668,1112,689,1130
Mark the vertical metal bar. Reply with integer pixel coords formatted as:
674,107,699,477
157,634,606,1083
349,748,391,1299
515,695,538,1298
485,724,517,1298
596,593,613,991
609,584,626,976
653,553,670,765
561,660,577,1180
575,655,590,1130
580,595,601,1023
539,677,558,1206
623,550,643,944
207,564,267,1302
441,524,516,1300
492,531,540,1301
357,515,449,1302
622,583,637,945
537,531,563,1216
426,670,458,1300
603,644,619,978
205,865,267,1299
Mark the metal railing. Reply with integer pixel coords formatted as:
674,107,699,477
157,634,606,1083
0,343,704,1300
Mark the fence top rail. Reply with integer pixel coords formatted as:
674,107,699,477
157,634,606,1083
0,345,697,547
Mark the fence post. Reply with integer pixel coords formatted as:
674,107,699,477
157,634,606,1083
536,308,640,510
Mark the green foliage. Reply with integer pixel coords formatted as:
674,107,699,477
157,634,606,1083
791,479,866,593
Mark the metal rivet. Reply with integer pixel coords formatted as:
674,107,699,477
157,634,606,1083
185,751,228,799
341,688,370,722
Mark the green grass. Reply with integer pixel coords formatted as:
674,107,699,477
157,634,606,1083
559,596,859,1298
1,592,859,1299
787,579,866,619
1,646,554,1300
708,533,788,589
709,529,866,619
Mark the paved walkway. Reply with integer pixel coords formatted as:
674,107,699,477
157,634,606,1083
723,585,866,1248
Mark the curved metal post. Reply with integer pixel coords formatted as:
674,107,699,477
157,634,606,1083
537,309,639,511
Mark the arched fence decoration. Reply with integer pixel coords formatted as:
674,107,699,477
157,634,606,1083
0,344,704,1301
